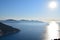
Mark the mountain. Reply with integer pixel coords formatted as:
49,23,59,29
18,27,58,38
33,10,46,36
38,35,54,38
20,19,44,23
0,19,19,23
6,19,17,21
0,19,44,23
0,22,20,36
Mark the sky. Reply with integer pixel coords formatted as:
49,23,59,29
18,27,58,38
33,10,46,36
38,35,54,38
0,0,60,21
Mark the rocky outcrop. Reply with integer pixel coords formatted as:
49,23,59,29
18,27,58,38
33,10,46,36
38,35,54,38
0,22,20,36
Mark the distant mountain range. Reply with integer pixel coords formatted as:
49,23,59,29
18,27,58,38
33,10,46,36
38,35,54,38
0,19,18,23
0,19,44,23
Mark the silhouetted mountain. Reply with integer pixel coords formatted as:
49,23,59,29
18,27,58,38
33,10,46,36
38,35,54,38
0,19,19,23
20,19,30,22
20,19,44,23
0,22,20,36
6,19,17,21
0,19,44,23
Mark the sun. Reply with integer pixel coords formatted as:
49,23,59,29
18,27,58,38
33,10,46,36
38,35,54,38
48,1,58,9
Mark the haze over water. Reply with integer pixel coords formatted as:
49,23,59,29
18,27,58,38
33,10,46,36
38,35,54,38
0,21,47,40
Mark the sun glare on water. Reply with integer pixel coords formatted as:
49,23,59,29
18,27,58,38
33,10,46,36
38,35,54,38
46,21,59,40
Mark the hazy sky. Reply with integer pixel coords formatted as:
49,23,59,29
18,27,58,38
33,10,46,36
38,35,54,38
0,0,60,21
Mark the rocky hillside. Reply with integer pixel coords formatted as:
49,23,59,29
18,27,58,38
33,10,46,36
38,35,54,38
0,22,20,36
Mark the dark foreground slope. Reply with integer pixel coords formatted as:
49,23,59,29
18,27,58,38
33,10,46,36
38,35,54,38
0,22,20,36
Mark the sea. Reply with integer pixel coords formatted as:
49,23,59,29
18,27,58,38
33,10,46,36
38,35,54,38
0,22,48,40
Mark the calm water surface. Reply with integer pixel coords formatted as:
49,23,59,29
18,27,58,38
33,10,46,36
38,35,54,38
0,22,48,40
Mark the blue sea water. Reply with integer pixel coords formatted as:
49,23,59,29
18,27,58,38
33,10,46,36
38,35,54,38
0,22,48,40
